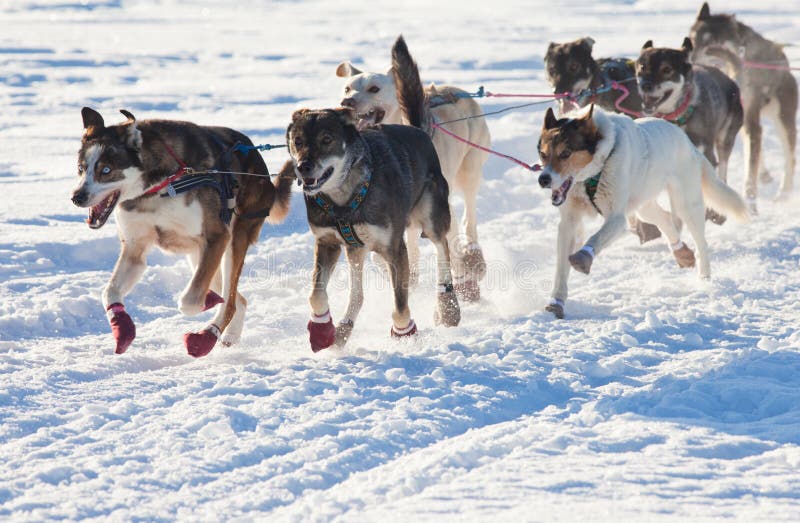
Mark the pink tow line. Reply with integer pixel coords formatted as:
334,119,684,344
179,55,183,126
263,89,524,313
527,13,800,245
431,122,541,172
742,60,800,72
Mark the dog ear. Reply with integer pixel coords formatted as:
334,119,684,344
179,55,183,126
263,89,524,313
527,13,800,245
334,107,357,126
291,108,311,123
681,37,693,54
697,2,710,20
580,103,595,121
336,61,362,77
642,40,654,50
544,107,558,130
547,42,558,54
579,37,595,51
81,107,104,131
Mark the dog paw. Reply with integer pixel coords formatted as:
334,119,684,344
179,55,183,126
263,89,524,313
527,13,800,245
672,242,696,268
454,277,481,302
634,220,662,244
461,244,487,281
569,249,593,274
747,200,759,216
107,303,135,354
544,302,564,319
220,330,241,347
775,189,792,203
434,287,461,327
391,319,418,338
308,311,336,353
184,324,220,358
705,208,727,225
334,319,354,347
203,290,224,311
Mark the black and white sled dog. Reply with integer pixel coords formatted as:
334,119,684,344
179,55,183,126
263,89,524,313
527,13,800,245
636,37,744,223
286,36,460,353
536,105,749,319
335,37,489,301
544,37,643,118
690,2,797,210
71,108,292,357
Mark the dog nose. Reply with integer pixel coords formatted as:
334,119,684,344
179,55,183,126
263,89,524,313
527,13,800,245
341,97,355,108
538,173,552,189
297,160,313,175
71,190,88,206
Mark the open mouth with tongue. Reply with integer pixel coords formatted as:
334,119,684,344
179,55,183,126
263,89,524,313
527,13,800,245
86,191,120,229
355,108,386,131
302,166,334,193
551,176,574,206
641,89,673,115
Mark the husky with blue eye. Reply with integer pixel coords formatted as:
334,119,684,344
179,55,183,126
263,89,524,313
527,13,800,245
536,105,749,319
71,108,291,357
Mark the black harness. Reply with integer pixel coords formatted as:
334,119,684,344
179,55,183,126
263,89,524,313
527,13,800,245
583,147,616,216
308,147,373,247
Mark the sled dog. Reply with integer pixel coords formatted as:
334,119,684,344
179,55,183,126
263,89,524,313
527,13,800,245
690,2,797,210
287,36,460,352
71,108,291,357
536,105,749,319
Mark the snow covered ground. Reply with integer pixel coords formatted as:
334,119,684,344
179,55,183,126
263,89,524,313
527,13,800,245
1,0,800,520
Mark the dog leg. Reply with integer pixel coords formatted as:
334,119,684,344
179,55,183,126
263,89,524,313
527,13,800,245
179,229,229,317
406,224,421,288
636,201,695,269
775,82,797,199
547,214,578,319
335,246,367,347
571,213,627,274
386,239,416,337
742,104,763,213
428,227,460,328
668,185,709,278
307,241,341,352
699,142,727,226
103,241,150,354
459,174,486,294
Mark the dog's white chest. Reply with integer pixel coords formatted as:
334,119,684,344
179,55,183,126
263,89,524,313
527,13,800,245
116,197,205,248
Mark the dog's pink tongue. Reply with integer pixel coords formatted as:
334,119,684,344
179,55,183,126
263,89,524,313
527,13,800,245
203,290,224,311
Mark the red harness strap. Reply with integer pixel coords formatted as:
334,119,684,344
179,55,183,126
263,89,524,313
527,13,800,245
655,86,693,122
142,142,191,196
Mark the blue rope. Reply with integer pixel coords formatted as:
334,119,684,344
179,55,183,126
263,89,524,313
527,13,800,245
233,143,287,155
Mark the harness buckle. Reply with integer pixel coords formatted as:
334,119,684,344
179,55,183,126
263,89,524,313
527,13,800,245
167,184,177,198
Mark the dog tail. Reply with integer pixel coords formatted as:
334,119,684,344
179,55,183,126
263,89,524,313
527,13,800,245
700,157,750,223
267,160,294,225
391,35,429,133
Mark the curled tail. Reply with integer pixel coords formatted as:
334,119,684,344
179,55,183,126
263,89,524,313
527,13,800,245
391,35,430,133
700,158,749,223
267,160,294,224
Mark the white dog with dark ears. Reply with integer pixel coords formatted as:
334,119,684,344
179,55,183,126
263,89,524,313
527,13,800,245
536,105,749,319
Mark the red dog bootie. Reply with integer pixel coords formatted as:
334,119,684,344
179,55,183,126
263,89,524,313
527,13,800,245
107,303,136,354
203,290,224,311
308,310,336,353
184,324,220,358
391,319,417,338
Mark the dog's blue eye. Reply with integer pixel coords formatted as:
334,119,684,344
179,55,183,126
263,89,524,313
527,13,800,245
368,86,380,93
102,166,111,174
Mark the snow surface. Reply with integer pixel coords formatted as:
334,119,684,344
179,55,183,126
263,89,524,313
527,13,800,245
1,0,800,521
